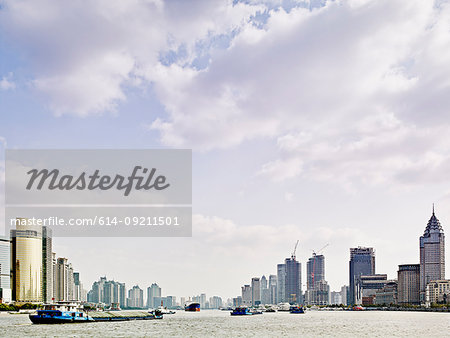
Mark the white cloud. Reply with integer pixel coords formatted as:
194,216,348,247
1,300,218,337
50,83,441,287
0,73,15,90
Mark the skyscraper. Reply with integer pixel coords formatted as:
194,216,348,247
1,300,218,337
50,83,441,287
241,284,252,306
260,275,270,304
251,277,261,306
127,285,144,308
285,257,302,304
147,283,161,308
54,257,75,301
269,274,277,304
42,226,53,303
306,253,328,305
0,236,11,303
10,220,43,303
419,206,445,302
307,254,325,289
349,247,375,305
277,263,286,303
398,264,420,305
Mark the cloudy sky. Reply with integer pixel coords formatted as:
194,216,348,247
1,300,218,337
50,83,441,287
1,0,450,300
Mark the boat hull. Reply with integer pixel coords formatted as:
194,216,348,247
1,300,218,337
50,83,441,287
29,314,93,324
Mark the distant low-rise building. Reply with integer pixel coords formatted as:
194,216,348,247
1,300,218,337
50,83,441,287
426,280,450,305
375,280,397,305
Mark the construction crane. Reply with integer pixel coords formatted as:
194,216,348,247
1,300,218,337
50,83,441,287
312,243,329,256
291,240,299,260
311,243,330,288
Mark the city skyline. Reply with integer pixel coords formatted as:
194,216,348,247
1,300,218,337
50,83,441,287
2,0,450,300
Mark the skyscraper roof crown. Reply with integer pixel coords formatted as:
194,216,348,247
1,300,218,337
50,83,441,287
423,204,444,236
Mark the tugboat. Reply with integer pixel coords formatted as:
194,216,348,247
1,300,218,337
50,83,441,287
184,302,200,312
29,302,93,324
289,305,305,314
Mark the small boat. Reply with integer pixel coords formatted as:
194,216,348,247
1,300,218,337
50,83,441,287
148,309,164,319
185,302,200,312
289,305,305,314
29,302,93,324
277,303,291,311
231,307,253,315
230,307,263,316
352,306,365,311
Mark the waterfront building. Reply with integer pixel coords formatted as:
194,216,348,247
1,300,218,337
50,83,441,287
349,247,375,305
127,285,144,308
341,285,349,306
260,275,270,304
426,280,450,305
374,280,398,305
357,274,388,305
306,253,328,305
285,256,302,304
209,296,223,309
87,277,125,306
307,254,325,289
269,274,277,304
180,297,185,307
330,291,342,305
233,296,242,307
10,220,43,303
200,293,207,309
241,284,252,306
54,257,75,301
420,206,445,302
305,279,329,305
0,236,11,303
277,263,286,303
42,226,53,303
251,277,261,306
73,272,86,302
397,264,420,305
147,283,162,308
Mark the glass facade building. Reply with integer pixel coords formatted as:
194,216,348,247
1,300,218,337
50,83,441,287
10,220,43,303
349,247,375,305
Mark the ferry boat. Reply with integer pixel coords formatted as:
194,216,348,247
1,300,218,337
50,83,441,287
185,302,200,312
289,305,305,314
29,302,93,324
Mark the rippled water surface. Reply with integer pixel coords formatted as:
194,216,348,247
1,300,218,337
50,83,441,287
1,310,449,337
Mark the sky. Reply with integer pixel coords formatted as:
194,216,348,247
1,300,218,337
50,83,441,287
1,0,450,301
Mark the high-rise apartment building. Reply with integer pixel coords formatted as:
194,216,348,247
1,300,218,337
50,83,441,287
127,285,144,308
277,263,286,303
251,277,261,306
147,283,162,308
260,275,270,304
0,237,11,303
241,284,252,306
10,220,43,303
420,206,445,302
398,264,420,305
349,247,375,305
269,274,277,305
42,226,53,303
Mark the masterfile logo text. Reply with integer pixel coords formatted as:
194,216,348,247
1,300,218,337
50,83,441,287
5,149,192,237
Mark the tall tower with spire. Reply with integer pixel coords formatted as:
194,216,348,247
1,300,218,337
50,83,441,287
419,205,445,302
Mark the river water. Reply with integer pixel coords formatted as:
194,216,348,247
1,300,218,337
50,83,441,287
1,310,449,337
